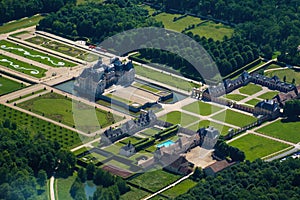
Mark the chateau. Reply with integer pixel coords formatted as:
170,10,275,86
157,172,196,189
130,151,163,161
74,57,135,97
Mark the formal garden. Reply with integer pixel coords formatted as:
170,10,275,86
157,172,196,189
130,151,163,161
0,76,26,95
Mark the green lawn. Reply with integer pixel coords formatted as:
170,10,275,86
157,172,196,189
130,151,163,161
266,64,283,70
265,68,300,85
159,111,200,127
212,109,256,127
0,54,47,78
18,92,122,133
0,76,25,95
223,94,248,101
229,134,290,161
129,169,181,192
257,91,279,100
245,98,261,106
0,104,85,149
257,119,300,143
133,82,160,93
182,101,223,116
190,21,234,41
0,40,76,67
187,120,233,135
106,93,133,104
162,179,197,198
0,15,44,34
134,64,198,91
56,173,77,200
121,186,150,200
239,83,262,95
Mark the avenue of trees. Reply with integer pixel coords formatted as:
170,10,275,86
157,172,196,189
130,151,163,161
176,158,300,200
0,119,76,200
0,0,76,24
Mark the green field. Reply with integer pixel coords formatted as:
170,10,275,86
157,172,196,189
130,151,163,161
134,64,198,91
239,83,262,95
0,15,44,34
212,109,256,127
121,186,150,200
187,120,233,135
257,91,279,100
133,82,160,93
229,134,290,161
129,169,181,192
190,21,234,41
162,179,197,198
56,173,77,200
0,104,85,149
265,68,300,84
265,64,283,70
18,92,122,133
0,40,76,67
0,76,25,95
257,119,300,143
159,111,200,127
0,54,47,78
245,98,261,106
182,101,223,116
223,94,248,101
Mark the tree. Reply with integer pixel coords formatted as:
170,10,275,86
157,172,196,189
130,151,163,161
86,163,96,180
283,100,300,118
37,170,47,188
78,168,87,183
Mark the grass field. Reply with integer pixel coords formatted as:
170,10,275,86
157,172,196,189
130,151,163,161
129,169,181,192
56,173,76,200
133,82,160,93
162,179,197,198
212,109,256,127
0,104,85,149
0,15,44,34
223,94,247,101
121,186,150,200
18,92,122,133
0,40,76,67
0,76,25,95
182,101,223,116
187,120,233,135
134,64,198,91
190,21,234,41
159,111,200,127
257,119,300,143
257,91,279,99
265,64,283,70
0,54,47,78
245,98,261,106
229,134,290,161
239,83,262,95
265,68,300,85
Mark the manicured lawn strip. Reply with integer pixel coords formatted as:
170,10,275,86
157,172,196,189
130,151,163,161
120,136,144,145
0,54,47,78
0,104,84,149
133,82,160,93
134,64,195,91
0,40,76,67
229,134,290,161
266,64,283,70
106,159,132,170
159,111,200,127
18,92,122,133
223,94,247,101
9,30,30,38
257,119,300,143
8,88,46,103
239,83,262,95
121,186,150,200
106,93,133,104
190,21,234,41
129,169,181,192
162,179,197,198
26,36,51,45
187,120,233,135
265,68,300,84
140,127,160,136
257,91,279,99
103,145,121,155
77,52,99,62
182,101,223,116
245,98,261,106
0,15,44,34
212,109,256,127
56,173,77,200
0,76,25,95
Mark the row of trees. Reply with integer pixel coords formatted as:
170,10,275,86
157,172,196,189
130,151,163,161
0,119,76,200
0,0,76,24
176,158,300,200
283,100,300,118
70,163,130,200
214,139,245,162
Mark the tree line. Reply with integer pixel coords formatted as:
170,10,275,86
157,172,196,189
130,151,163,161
0,0,76,24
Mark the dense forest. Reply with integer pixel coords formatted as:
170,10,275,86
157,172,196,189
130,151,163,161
0,0,76,24
145,0,300,65
176,158,300,200
0,120,76,200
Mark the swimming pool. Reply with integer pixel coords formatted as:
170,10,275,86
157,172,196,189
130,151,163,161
157,140,175,148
